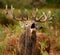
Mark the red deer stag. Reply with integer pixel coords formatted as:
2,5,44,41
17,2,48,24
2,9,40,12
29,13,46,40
19,19,51,55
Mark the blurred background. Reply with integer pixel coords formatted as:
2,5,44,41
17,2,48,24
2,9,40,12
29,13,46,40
0,0,60,9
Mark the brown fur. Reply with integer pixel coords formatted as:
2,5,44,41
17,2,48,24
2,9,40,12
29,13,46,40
19,27,51,55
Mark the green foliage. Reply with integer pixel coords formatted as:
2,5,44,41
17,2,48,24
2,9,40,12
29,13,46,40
0,24,6,41
0,1,5,8
39,40,49,55
0,0,60,8
0,41,7,55
0,13,17,26
0,22,24,55
0,42,4,55
0,13,7,23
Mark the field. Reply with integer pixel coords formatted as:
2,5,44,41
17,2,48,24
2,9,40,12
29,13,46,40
0,8,60,55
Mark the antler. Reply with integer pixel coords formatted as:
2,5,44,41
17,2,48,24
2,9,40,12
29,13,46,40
40,12,47,22
35,12,47,22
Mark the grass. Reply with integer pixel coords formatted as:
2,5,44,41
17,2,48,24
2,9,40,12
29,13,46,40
0,21,24,55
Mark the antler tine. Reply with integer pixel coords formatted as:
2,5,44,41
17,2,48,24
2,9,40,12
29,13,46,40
40,11,48,22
